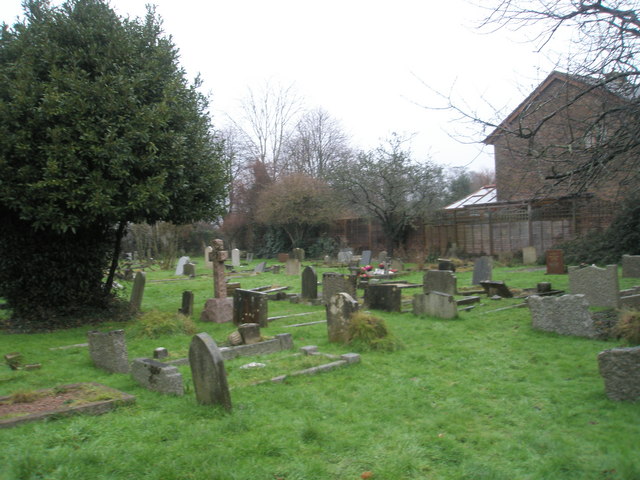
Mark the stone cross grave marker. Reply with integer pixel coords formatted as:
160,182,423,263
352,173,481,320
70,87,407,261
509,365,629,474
326,292,359,343
130,272,146,311
285,258,301,276
189,333,232,410
568,264,620,308
87,329,130,373
359,250,372,267
175,256,190,275
423,270,457,295
200,239,233,323
233,289,268,327
301,266,318,300
622,255,640,278
472,256,492,285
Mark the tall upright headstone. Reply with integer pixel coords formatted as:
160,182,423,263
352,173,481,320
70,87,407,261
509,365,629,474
292,248,305,261
231,248,241,267
301,266,318,300
359,250,373,267
522,246,537,265
326,293,359,343
204,246,214,270
175,256,190,275
130,272,146,311
188,333,232,410
233,289,268,327
200,239,233,323
568,264,620,308
179,291,194,317
285,258,301,276
545,249,565,274
322,272,358,304
87,329,130,373
423,270,457,295
472,256,492,285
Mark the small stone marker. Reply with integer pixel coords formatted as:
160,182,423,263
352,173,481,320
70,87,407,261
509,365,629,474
326,293,359,343
322,272,357,304
472,256,492,285
254,261,267,273
182,262,196,277
413,292,458,319
87,329,129,374
359,250,372,266
301,266,318,300
437,259,455,272
364,284,402,312
179,291,194,317
568,264,620,308
277,253,289,263
598,346,640,401
204,246,214,269
238,323,261,345
528,294,598,338
479,280,513,298
285,258,301,276
231,248,240,267
188,333,232,411
246,252,254,262
522,246,537,265
130,272,146,311
175,256,190,275
131,358,184,395
233,289,268,327
292,248,305,261
423,270,457,295
154,347,169,359
545,249,565,274
622,255,640,278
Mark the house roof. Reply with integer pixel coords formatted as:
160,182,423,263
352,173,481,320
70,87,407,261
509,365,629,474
444,185,497,210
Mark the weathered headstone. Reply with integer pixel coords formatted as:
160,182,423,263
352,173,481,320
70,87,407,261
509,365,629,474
522,246,537,265
182,262,196,277
326,293,359,343
130,272,146,311
337,249,353,264
153,347,169,359
238,323,261,345
87,330,129,373
413,292,458,319
204,246,214,269
376,251,388,265
322,272,357,304
390,259,404,272
479,280,512,298
568,264,620,308
528,294,599,338
231,248,240,267
545,249,565,274
622,255,640,278
364,284,402,312
472,256,492,285
285,258,301,276
200,239,233,323
423,270,457,295
254,261,266,273
131,358,184,396
437,259,455,272
175,256,190,275
179,291,194,317
292,248,305,261
246,252,254,263
359,250,372,267
188,333,232,410
598,346,640,401
233,289,268,327
301,266,318,300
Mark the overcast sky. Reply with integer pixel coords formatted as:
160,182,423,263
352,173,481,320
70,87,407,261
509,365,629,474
1,0,564,173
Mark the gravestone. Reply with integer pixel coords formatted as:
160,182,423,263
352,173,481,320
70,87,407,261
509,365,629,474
179,291,194,317
175,256,190,275
412,292,458,319
292,248,305,261
87,330,129,373
437,259,455,272
204,246,214,269
271,265,281,274
522,246,537,265
238,323,261,345
326,293,359,343
246,252,254,263
546,249,565,274
597,346,640,401
285,258,301,276
390,259,404,272
337,249,353,264
182,262,196,277
423,270,457,295
231,248,240,267
277,253,289,263
254,261,266,273
528,294,598,338
322,272,358,304
364,284,402,312
568,264,620,308
359,250,372,267
471,256,492,285
131,358,183,395
301,266,318,300
622,255,640,278
376,251,388,265
154,347,169,359
233,289,268,327
200,239,233,323
479,280,513,298
188,333,232,410
130,272,146,311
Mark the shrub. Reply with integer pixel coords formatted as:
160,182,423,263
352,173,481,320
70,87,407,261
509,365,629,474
614,310,640,346
347,312,403,352
131,310,196,338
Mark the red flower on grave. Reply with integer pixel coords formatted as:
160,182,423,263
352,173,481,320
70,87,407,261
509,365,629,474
378,263,385,268
364,265,373,271
390,269,397,273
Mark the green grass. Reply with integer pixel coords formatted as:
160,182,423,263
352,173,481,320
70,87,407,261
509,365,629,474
1,259,639,479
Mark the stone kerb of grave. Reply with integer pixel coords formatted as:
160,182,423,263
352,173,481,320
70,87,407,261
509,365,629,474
188,333,232,410
131,358,184,396
597,346,640,402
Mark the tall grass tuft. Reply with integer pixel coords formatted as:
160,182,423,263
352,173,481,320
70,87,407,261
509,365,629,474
614,309,640,345
347,311,403,352
129,310,196,338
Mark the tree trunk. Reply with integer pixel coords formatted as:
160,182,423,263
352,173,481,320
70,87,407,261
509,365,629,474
104,221,126,296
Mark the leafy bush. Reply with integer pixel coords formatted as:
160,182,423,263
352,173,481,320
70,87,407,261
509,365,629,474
131,310,196,338
306,234,338,259
347,312,403,352
614,310,640,346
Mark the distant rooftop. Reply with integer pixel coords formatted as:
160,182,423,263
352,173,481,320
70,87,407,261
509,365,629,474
444,185,497,210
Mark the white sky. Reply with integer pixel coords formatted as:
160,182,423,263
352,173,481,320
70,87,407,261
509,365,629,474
0,0,565,173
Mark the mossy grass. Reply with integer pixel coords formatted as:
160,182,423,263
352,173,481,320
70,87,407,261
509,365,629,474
1,259,639,479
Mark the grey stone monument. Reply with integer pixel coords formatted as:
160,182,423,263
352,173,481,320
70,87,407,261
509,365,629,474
322,272,357,304
528,294,598,338
87,329,129,373
131,358,183,395
412,292,458,319
130,271,146,311
622,255,640,278
364,284,402,312
598,346,640,401
568,264,620,308
472,256,492,285
175,256,190,275
326,292,359,343
359,250,372,266
522,246,537,265
179,291,194,317
423,270,457,295
189,333,232,410
233,289,268,327
301,266,318,300
292,248,305,261
285,258,301,276
231,248,240,267
204,246,214,270
238,323,261,345
254,261,267,273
